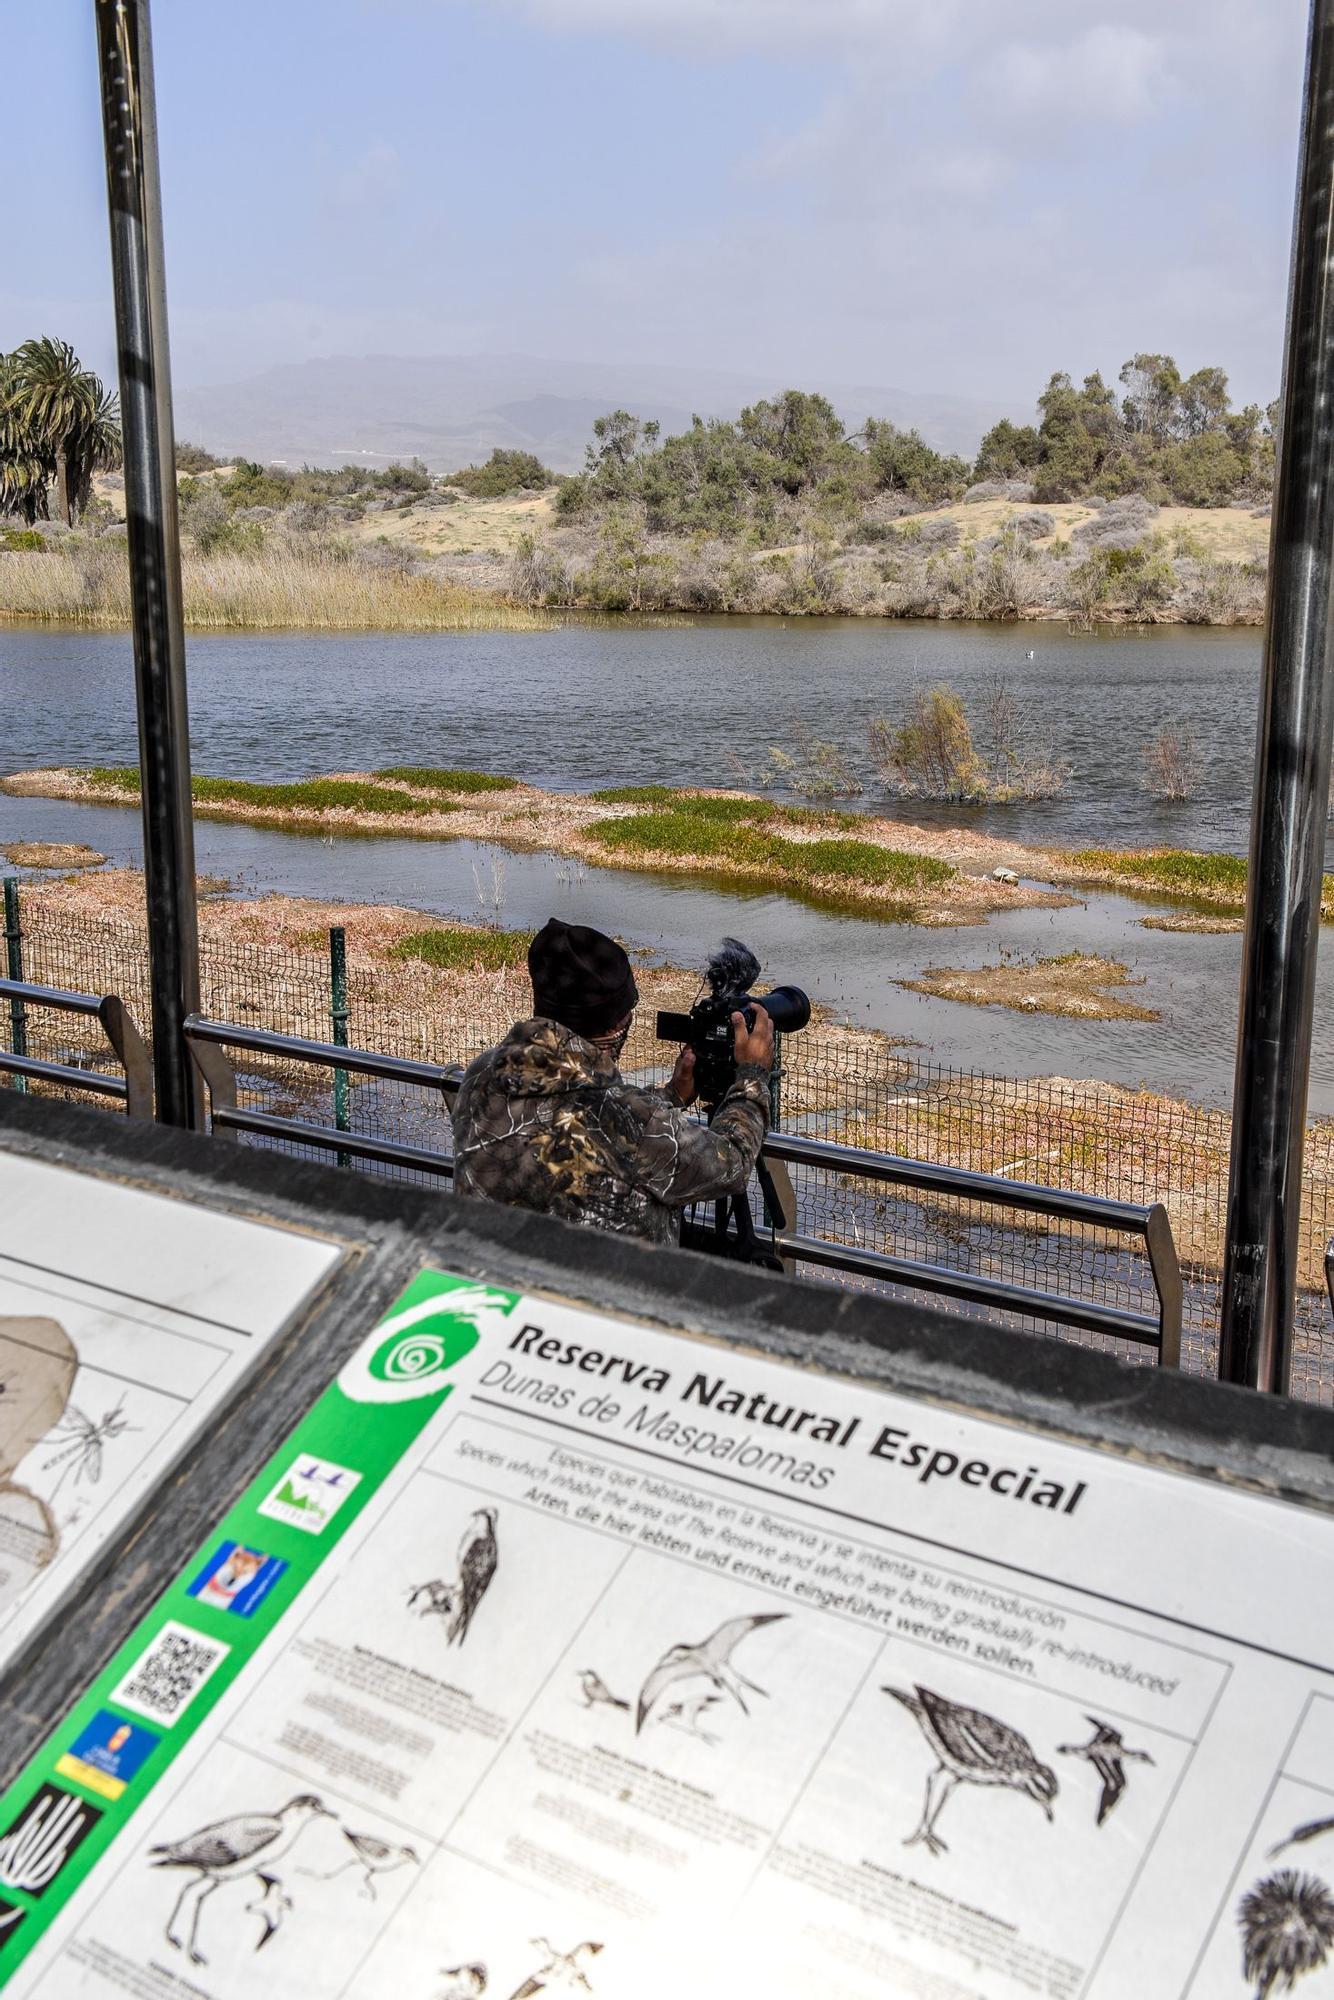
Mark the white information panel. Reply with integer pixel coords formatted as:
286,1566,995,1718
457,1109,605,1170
0,1153,342,1670
5,1272,1334,1999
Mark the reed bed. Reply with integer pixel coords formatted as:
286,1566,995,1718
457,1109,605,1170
0,541,552,632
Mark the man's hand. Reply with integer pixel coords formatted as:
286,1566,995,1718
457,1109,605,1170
733,1004,774,1072
669,1047,698,1106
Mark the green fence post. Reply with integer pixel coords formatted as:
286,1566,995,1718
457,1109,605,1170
3,878,27,1093
330,924,350,1167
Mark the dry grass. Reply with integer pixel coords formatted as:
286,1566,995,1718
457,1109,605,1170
899,952,1159,1022
890,496,1271,560
1140,912,1244,935
350,490,556,556
1,842,105,870
0,541,552,632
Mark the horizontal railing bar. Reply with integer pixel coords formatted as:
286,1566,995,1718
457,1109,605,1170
184,1016,452,1090
776,1233,1162,1347
212,1105,454,1175
765,1131,1156,1235
0,977,105,1017
0,1053,127,1098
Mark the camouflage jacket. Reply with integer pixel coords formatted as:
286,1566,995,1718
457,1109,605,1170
450,1017,771,1247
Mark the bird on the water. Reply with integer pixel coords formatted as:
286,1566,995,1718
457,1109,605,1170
637,1613,787,1732
577,1669,629,1712
150,1793,333,1964
509,1938,603,1997
307,1826,419,1898
1058,1718,1153,1825
884,1684,1058,1856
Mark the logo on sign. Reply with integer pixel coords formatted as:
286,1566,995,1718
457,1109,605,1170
0,1786,100,1897
0,1899,26,1951
257,1455,362,1535
55,1710,159,1802
186,1541,288,1618
337,1283,517,1405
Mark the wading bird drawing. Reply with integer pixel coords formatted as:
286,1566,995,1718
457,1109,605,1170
884,1684,1058,1857
637,1613,787,1733
1238,1870,1334,1996
150,1793,333,1964
509,1938,603,1997
307,1827,418,1899
1058,1718,1154,1825
41,1396,138,1494
577,1670,629,1713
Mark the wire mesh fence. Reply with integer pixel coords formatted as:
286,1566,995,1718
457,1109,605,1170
8,891,1334,1402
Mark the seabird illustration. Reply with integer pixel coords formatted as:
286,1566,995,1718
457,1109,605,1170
884,1684,1058,1856
307,1826,418,1898
245,1872,291,1948
437,1967,488,2000
1270,1814,1334,1858
577,1670,629,1712
509,1938,603,1997
150,1793,333,1964
1059,1717,1153,1825
659,1692,725,1744
637,1613,787,1732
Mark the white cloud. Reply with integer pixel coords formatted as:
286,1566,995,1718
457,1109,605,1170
993,24,1168,123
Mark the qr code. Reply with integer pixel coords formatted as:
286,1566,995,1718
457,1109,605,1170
110,1620,231,1725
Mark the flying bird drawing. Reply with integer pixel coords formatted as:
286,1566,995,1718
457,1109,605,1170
149,1794,333,1964
636,1613,788,1733
307,1827,418,1898
1059,1718,1154,1825
1270,1814,1334,1859
884,1684,1058,1857
245,1872,291,1949
577,1669,629,1713
508,1938,603,1997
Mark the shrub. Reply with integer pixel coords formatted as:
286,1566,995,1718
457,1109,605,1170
447,450,552,498
375,766,518,795
176,441,222,473
870,686,986,799
0,527,46,551
1143,725,1202,800
390,925,534,971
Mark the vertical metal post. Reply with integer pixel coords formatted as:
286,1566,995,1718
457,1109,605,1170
1220,0,1334,1392
3,879,27,1092
330,925,350,1167
94,0,202,1128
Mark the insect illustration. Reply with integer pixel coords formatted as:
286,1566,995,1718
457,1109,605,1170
41,1397,139,1494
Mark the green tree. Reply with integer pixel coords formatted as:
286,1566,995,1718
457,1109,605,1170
863,420,968,503
1118,353,1183,441
11,337,120,525
0,351,52,523
973,418,1042,481
448,448,552,498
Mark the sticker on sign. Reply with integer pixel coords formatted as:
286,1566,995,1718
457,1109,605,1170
109,1622,230,1726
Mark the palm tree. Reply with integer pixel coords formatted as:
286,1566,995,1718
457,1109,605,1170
11,337,121,526
0,351,53,525
1239,1869,1334,1996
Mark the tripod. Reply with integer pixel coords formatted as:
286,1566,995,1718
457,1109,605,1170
678,1098,790,1270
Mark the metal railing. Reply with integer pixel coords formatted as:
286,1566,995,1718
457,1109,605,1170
0,978,152,1119
180,1013,1183,1365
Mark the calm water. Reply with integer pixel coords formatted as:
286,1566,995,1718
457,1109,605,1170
3,617,1332,1110
0,617,1277,852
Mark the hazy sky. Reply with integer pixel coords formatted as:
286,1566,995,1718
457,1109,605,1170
3,0,1308,412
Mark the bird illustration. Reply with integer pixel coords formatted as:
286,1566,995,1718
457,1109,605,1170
407,1577,457,1618
448,1508,499,1646
150,1794,333,1964
658,1692,725,1744
577,1669,629,1713
245,1872,291,1949
637,1613,787,1733
509,1938,603,1997
883,1685,1058,1857
306,1827,418,1898
1270,1814,1334,1859
1059,1718,1153,1825
436,1966,488,2000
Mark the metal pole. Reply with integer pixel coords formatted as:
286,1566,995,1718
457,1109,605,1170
94,0,201,1128
1220,0,1334,1392
3,880,27,1092
329,925,350,1167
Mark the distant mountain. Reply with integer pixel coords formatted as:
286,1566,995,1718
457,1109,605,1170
172,352,1019,472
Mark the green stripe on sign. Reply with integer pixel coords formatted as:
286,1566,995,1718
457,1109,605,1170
0,1267,519,1984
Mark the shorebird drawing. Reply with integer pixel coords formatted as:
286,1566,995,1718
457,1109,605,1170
307,1826,418,1898
659,1692,725,1744
577,1670,629,1713
637,1613,788,1733
1059,1718,1153,1825
437,1966,488,2000
150,1793,333,1964
884,1684,1058,1857
509,1938,603,1997
1270,1814,1334,1859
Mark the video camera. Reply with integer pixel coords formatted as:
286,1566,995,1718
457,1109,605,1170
656,939,810,1108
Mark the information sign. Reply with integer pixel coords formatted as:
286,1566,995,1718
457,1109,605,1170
1,1266,1331,1997
0,1154,342,1671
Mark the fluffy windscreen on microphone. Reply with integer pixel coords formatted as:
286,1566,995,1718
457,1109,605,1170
705,937,761,999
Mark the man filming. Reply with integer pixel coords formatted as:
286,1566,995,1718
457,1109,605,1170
450,918,773,1246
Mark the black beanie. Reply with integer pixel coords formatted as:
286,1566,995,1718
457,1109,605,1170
528,918,639,1037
